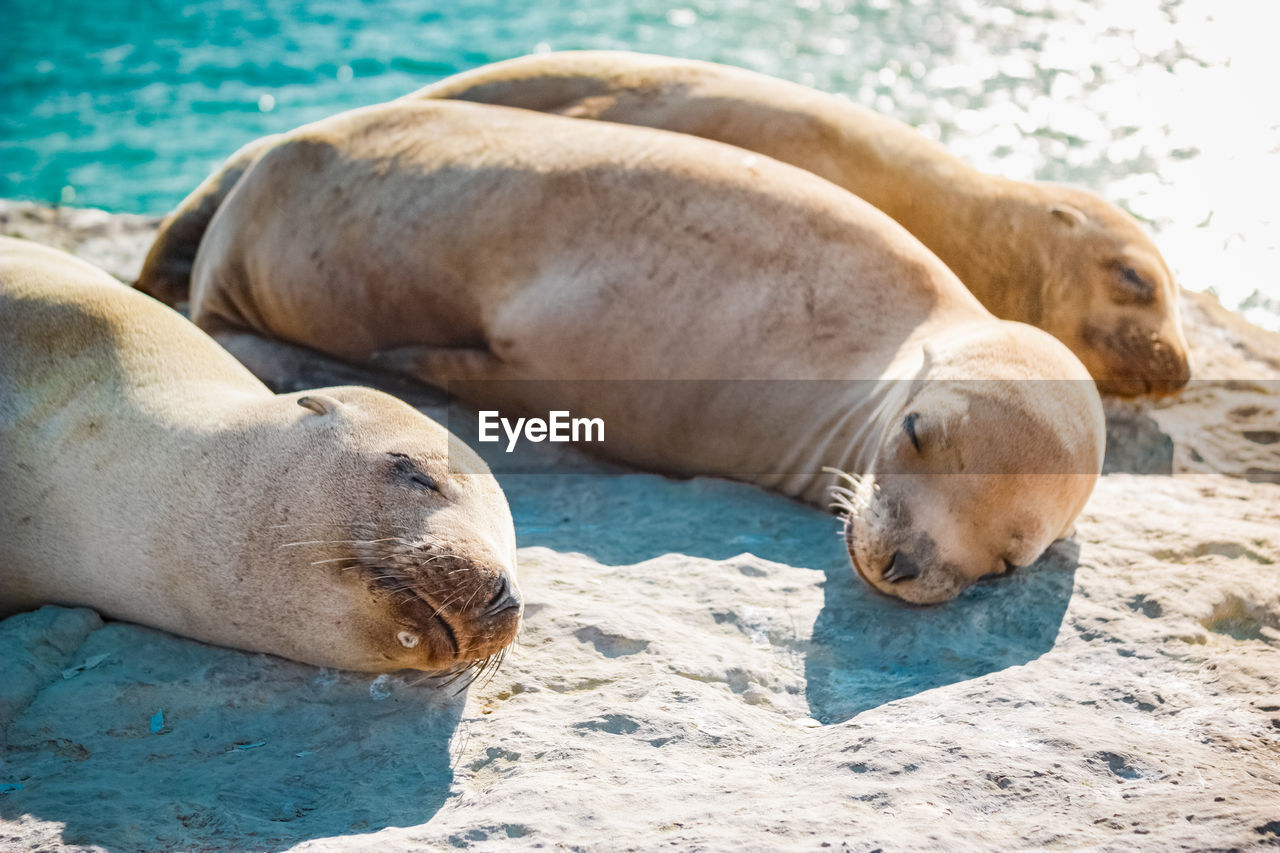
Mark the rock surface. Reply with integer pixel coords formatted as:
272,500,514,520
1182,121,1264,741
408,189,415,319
2,203,1278,852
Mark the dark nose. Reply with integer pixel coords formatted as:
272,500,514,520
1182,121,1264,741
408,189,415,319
881,551,920,584
1150,350,1191,397
481,573,522,617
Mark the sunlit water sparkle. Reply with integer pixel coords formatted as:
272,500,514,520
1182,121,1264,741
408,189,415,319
2,0,1276,328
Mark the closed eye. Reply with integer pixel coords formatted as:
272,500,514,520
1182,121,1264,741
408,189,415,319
388,452,440,492
1114,265,1155,304
408,473,438,491
903,413,921,453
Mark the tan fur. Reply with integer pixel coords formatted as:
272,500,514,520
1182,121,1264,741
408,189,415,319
136,100,1104,603
1,237,521,670
413,51,1190,398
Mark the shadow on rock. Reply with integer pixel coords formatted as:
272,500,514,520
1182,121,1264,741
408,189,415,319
1102,400,1173,475
506,469,842,567
804,540,1080,723
0,614,463,852
230,352,1084,728
504,455,1079,728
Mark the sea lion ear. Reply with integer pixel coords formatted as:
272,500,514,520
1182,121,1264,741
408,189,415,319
1049,205,1087,228
907,342,938,397
297,394,342,416
920,342,937,374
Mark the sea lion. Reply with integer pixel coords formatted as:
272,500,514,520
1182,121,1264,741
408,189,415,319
411,50,1190,398
0,236,522,672
134,99,1105,604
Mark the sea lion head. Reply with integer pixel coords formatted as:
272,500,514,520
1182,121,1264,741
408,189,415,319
1030,184,1190,398
259,386,521,674
835,323,1104,604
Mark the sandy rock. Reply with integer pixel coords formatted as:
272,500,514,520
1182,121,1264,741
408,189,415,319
1,205,1278,851
0,200,159,284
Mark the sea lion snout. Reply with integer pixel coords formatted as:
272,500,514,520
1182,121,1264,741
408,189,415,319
384,554,521,671
860,536,967,606
880,551,921,584
451,563,523,665
1084,320,1191,398
481,573,523,618
841,487,962,605
875,549,967,603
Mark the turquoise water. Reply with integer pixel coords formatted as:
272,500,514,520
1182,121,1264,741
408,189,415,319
2,0,1277,326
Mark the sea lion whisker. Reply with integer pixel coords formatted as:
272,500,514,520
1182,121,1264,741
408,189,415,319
267,522,361,532
466,655,499,691
431,668,467,689
472,657,496,690
270,522,425,539
448,674,479,696
430,588,472,617
409,666,464,689
422,593,463,622
829,493,863,516
278,537,405,550
365,573,408,584
433,562,483,576
488,653,508,683
418,552,470,562
821,465,865,489
459,582,490,613
268,519,385,527
479,649,507,688
438,660,484,693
